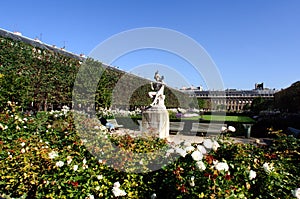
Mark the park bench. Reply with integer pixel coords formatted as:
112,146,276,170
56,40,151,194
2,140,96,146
190,123,227,137
169,122,185,135
286,127,300,138
107,119,124,129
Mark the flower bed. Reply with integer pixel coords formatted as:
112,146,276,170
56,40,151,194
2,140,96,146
0,102,299,198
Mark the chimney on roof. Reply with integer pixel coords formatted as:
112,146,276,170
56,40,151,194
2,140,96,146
255,83,264,90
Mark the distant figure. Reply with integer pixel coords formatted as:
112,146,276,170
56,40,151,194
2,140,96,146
148,71,166,107
100,117,115,132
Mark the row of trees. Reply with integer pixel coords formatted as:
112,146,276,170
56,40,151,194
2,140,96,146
0,36,191,112
274,81,300,113
243,81,300,115
73,58,194,111
0,36,81,111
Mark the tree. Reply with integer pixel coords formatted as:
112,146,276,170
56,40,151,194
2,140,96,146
243,103,251,111
251,97,273,114
197,98,206,109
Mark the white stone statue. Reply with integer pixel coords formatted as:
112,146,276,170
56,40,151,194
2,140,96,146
142,71,169,138
148,71,165,107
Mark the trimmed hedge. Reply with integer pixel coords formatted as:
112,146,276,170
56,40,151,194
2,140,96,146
0,35,190,112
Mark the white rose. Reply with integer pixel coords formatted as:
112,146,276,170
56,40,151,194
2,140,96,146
56,161,64,167
215,162,229,171
196,161,206,171
228,126,236,132
212,141,220,152
83,164,88,169
48,151,59,159
249,170,256,180
176,147,187,157
150,193,157,199
139,159,143,165
263,162,274,173
112,187,127,197
203,139,213,149
191,150,203,161
97,175,103,180
197,145,207,154
87,194,94,199
73,165,78,171
21,148,26,153
292,188,300,199
213,160,219,165
67,156,72,165
189,176,195,187
185,146,195,153
114,182,120,188
112,182,127,197
221,126,227,132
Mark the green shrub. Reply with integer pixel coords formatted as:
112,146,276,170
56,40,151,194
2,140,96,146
168,110,177,119
0,102,299,198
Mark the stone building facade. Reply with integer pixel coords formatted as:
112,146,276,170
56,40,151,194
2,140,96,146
181,84,278,112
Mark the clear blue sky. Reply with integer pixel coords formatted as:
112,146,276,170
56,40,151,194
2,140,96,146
1,0,299,90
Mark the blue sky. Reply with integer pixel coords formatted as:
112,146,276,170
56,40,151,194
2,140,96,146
1,0,299,90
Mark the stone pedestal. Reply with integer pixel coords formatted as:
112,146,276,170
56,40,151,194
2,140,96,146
142,106,169,139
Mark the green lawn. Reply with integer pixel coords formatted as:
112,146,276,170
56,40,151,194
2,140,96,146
182,115,255,123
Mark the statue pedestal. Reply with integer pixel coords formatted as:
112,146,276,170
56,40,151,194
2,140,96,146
142,106,169,139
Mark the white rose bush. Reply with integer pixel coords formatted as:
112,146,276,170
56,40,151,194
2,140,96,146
0,102,299,198
292,188,300,199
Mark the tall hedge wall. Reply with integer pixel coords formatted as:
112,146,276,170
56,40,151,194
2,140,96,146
0,35,190,112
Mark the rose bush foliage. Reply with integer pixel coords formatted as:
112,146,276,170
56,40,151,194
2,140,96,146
0,102,299,198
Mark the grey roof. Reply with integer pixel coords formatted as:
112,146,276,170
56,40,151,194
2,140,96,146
0,28,85,61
